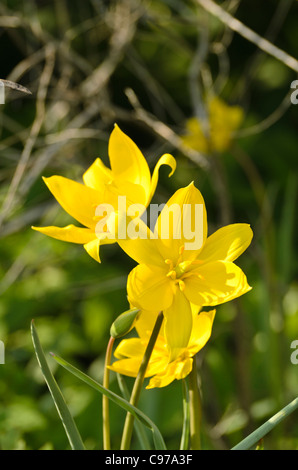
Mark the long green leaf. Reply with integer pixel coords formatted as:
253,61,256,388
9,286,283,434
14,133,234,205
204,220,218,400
31,321,85,450
232,397,298,450
116,373,151,450
51,352,167,450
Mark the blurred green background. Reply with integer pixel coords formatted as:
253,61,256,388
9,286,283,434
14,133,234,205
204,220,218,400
0,0,297,450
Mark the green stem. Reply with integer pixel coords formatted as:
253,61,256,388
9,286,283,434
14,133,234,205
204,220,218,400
120,311,164,450
103,336,115,450
188,356,202,450
180,379,190,450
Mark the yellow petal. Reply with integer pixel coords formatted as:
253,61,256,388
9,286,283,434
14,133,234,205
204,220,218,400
181,117,209,154
112,180,147,207
184,260,252,307
127,264,174,312
31,224,96,244
110,337,167,378
199,223,253,264
43,175,101,229
134,309,162,338
146,366,176,389
146,357,193,389
109,357,143,378
163,288,193,361
147,153,176,205
108,124,151,191
113,338,146,360
155,182,207,263
188,309,216,355
82,158,112,190
117,216,164,266
83,238,101,263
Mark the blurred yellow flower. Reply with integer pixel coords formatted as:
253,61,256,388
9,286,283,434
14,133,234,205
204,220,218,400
181,97,244,154
32,125,176,262
109,308,216,389
118,182,253,362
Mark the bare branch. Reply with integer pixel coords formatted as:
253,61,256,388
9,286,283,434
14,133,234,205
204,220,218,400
196,0,298,73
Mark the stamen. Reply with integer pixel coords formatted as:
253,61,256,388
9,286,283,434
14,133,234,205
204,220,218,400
165,259,174,271
166,270,177,280
176,244,185,265
178,280,185,291
179,245,185,256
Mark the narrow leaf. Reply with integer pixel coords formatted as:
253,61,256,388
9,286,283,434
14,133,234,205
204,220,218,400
51,352,167,450
31,320,85,450
116,373,151,450
232,397,298,450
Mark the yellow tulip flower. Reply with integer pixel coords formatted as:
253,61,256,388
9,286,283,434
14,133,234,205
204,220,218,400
109,307,216,389
32,124,176,262
117,182,253,361
182,96,244,154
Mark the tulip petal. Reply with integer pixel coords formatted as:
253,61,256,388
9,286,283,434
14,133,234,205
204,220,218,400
112,180,147,207
127,264,173,312
155,182,208,263
82,158,112,190
134,309,162,338
83,238,101,263
43,175,101,229
109,357,143,378
31,224,96,244
113,338,146,360
184,260,251,307
146,357,193,389
147,153,176,205
163,289,193,362
199,223,253,264
146,365,177,389
188,310,216,355
117,216,165,266
108,124,151,191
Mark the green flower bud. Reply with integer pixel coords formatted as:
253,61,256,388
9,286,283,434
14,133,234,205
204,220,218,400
110,308,140,339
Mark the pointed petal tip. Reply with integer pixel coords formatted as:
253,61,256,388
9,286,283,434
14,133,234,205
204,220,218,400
160,153,177,178
112,122,122,134
31,225,42,232
83,239,101,263
41,175,55,188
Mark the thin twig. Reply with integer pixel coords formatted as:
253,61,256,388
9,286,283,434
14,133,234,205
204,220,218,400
0,44,55,228
124,88,210,170
196,0,298,73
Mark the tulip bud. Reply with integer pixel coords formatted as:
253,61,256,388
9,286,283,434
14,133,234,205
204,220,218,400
110,308,140,339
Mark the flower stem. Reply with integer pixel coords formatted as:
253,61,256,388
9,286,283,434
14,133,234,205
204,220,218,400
120,311,164,450
180,379,190,450
188,356,202,450
103,336,115,450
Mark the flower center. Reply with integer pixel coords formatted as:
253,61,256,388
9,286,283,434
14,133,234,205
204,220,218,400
165,245,192,291
165,245,205,291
